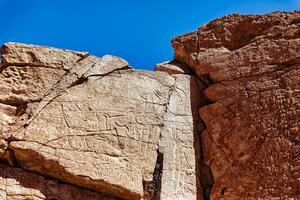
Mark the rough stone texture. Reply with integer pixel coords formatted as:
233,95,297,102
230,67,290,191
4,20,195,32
1,42,87,70
1,10,299,200
0,43,87,164
173,11,300,199
10,70,174,200
159,74,206,200
154,61,192,75
0,163,114,200
0,42,202,200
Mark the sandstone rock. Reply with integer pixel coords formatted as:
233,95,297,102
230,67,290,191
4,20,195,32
1,10,299,200
154,61,192,75
24,54,130,127
173,11,300,199
0,42,202,200
10,70,174,200
159,74,206,200
0,43,81,163
1,42,87,70
0,163,114,200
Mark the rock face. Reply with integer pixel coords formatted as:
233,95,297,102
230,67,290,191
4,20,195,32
0,10,299,200
0,43,203,199
0,163,114,200
173,11,300,199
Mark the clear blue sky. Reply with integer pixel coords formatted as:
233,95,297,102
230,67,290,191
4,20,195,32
0,0,299,70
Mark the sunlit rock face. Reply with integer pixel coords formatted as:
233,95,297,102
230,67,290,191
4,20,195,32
0,10,299,200
0,42,204,200
172,11,300,199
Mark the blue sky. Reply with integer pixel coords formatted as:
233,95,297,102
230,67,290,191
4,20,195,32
0,0,299,70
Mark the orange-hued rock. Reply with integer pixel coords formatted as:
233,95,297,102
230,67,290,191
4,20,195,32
173,11,300,199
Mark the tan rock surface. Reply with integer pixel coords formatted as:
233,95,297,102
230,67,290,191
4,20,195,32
173,11,300,199
0,42,202,199
0,43,86,163
1,42,87,70
159,74,205,200
10,70,174,200
0,163,114,200
154,61,192,75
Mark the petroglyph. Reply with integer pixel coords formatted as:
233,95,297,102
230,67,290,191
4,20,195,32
9,70,177,200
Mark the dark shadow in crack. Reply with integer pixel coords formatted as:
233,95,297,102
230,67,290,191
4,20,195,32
190,75,214,200
143,150,164,200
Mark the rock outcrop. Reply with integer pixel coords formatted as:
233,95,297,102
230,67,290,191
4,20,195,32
0,43,204,200
173,11,300,199
0,10,299,200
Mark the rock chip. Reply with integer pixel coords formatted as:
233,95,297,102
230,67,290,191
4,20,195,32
155,61,192,75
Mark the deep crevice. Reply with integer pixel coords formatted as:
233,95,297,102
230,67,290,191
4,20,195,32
192,75,215,200
199,163,214,200
198,75,214,87
196,120,215,200
143,150,164,200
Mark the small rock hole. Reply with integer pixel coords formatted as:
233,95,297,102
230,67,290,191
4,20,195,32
221,187,226,195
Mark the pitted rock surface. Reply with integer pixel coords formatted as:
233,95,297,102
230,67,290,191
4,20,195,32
173,11,300,199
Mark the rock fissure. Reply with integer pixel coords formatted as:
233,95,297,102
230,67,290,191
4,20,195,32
143,150,164,200
24,56,131,128
191,76,214,200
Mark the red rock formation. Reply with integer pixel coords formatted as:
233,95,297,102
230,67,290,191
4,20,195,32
172,11,300,199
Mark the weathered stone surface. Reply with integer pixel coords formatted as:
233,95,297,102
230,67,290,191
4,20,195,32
24,54,130,127
10,70,174,200
0,42,202,199
0,163,114,200
0,43,82,163
1,42,87,70
1,10,299,200
155,61,192,75
159,74,205,200
173,11,300,199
